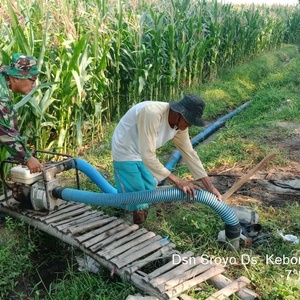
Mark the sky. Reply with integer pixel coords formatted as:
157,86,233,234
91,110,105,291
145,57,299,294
223,0,298,5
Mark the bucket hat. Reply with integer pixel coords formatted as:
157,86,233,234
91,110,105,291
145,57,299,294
5,53,43,79
169,94,205,126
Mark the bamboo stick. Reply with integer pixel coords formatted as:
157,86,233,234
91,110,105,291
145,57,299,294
208,274,260,300
98,228,149,258
99,231,156,260
150,256,210,288
164,266,225,299
222,153,276,201
145,251,194,281
205,276,250,300
156,263,214,293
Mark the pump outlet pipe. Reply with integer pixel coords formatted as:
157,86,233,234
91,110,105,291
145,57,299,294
71,158,117,194
52,186,241,248
53,157,117,194
165,101,252,172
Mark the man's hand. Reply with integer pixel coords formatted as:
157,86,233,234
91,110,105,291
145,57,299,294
26,156,43,174
207,186,223,201
197,177,223,201
175,179,202,199
168,173,201,199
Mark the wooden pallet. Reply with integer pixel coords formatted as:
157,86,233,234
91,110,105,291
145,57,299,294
0,192,260,300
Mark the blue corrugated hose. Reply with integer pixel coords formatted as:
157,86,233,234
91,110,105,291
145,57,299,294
52,186,239,227
71,158,117,194
63,158,241,245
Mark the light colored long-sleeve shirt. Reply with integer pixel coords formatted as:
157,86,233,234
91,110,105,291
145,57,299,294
112,101,207,182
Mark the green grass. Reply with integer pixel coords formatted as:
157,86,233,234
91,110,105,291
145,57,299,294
47,268,135,300
1,44,300,299
0,217,35,299
143,203,300,299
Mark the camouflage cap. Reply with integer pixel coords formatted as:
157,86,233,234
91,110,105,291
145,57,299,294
5,53,43,79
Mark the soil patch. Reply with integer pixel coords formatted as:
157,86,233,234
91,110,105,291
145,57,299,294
209,121,300,206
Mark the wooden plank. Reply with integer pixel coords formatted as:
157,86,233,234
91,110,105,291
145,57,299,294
208,274,260,300
156,263,214,293
111,235,162,264
112,237,170,269
98,227,149,258
28,203,77,220
22,209,49,218
54,211,105,230
37,203,88,221
85,224,139,251
205,276,250,300
125,246,177,275
58,215,113,233
99,230,156,260
150,256,208,288
58,214,106,231
32,202,78,219
64,212,109,233
53,210,103,225
75,218,123,243
0,199,260,300
84,223,129,251
46,201,73,212
43,206,92,224
67,215,115,234
135,270,149,277
145,251,194,282
164,266,225,299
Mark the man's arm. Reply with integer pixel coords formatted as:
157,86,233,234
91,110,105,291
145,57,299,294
0,101,43,173
173,130,223,200
0,125,30,160
137,105,171,181
0,98,30,161
197,176,223,200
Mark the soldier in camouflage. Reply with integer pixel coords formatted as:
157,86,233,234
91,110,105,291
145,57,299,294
0,53,43,173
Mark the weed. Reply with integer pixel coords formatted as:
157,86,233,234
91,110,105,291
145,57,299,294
0,217,35,299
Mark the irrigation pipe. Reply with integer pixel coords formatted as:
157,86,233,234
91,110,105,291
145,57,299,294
164,100,252,172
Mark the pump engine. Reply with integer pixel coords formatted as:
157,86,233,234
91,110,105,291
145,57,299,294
1,152,77,211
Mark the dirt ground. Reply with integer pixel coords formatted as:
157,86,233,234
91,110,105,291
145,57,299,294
208,121,300,206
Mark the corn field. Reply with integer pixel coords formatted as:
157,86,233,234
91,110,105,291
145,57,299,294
0,0,300,155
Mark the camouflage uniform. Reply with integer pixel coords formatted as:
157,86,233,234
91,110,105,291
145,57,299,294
0,53,42,162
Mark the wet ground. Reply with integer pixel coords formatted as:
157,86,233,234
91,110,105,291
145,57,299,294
209,121,300,206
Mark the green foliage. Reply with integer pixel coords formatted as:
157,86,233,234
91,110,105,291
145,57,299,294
48,267,135,300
